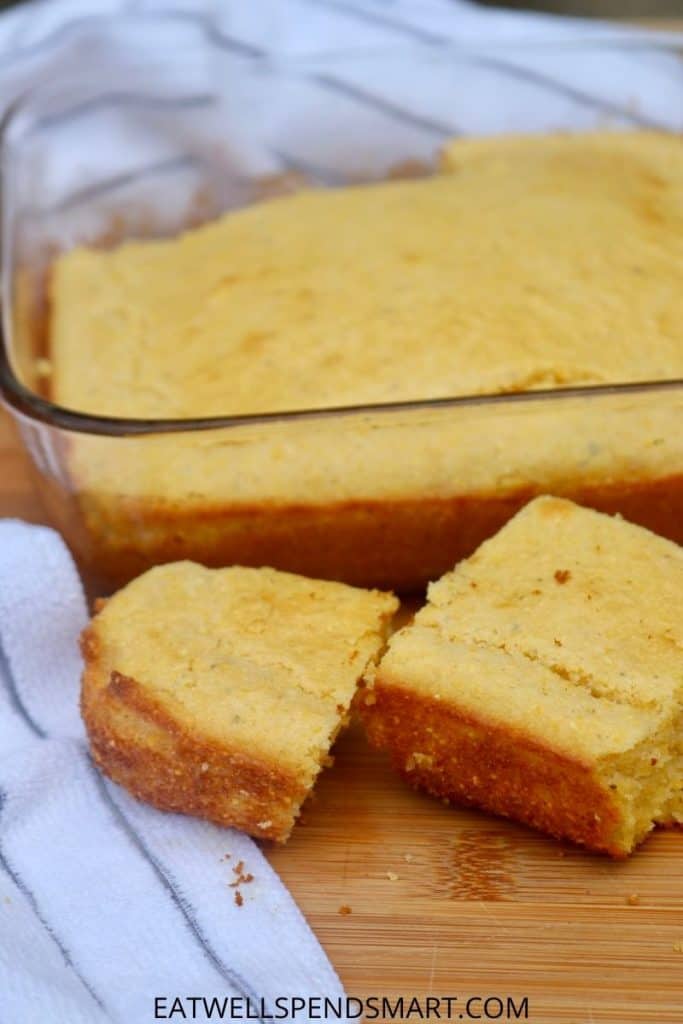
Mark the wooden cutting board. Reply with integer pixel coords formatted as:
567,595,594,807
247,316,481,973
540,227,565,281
2,409,682,1024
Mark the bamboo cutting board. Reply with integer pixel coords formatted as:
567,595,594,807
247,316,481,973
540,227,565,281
2,409,682,1024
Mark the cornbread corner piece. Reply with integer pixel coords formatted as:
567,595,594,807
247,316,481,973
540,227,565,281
81,562,398,841
359,496,683,856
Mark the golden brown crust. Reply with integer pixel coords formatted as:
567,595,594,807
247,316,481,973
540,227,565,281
80,626,307,842
65,472,683,592
358,677,626,856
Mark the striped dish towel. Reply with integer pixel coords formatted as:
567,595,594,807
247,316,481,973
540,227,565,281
0,521,346,1023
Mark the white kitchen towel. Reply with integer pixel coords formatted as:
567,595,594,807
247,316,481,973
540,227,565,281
0,0,679,299
0,520,347,1024
0,0,680,200
0,0,679,252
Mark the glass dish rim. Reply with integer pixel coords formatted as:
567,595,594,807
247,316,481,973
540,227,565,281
1,10,682,438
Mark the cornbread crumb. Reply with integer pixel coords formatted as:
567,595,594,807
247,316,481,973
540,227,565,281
673,942,683,953
360,496,683,856
234,891,243,908
338,905,352,916
230,873,253,888
405,752,433,772
626,894,640,906
81,563,397,841
404,853,414,863
386,872,399,882
229,862,254,889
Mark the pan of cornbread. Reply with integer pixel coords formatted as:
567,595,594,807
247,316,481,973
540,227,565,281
3,130,681,590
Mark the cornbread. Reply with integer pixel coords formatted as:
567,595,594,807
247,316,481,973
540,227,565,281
52,131,683,416
81,562,398,840
359,497,683,855
47,131,683,588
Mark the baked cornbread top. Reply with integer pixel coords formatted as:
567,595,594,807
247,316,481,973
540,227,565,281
50,131,683,419
375,497,683,763
88,562,397,775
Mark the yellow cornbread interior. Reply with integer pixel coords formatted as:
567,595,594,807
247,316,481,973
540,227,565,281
374,497,683,852
91,562,397,794
50,132,683,419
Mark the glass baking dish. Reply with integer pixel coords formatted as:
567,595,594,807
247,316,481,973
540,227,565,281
1,12,682,592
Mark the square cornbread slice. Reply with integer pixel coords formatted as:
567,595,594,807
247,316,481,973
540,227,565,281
81,562,398,841
359,497,683,855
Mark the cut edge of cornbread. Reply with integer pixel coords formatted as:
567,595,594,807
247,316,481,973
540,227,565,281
359,496,683,856
81,562,398,842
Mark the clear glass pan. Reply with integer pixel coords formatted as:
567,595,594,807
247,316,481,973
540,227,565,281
1,13,682,590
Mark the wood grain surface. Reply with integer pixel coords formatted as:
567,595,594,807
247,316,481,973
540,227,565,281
2,407,682,1024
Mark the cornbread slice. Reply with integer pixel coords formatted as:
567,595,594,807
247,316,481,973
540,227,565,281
81,562,397,840
359,497,683,855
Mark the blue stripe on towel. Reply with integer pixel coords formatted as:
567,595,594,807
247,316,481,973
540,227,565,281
303,0,662,127
84,753,269,1022
0,640,267,1023
0,790,109,1015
